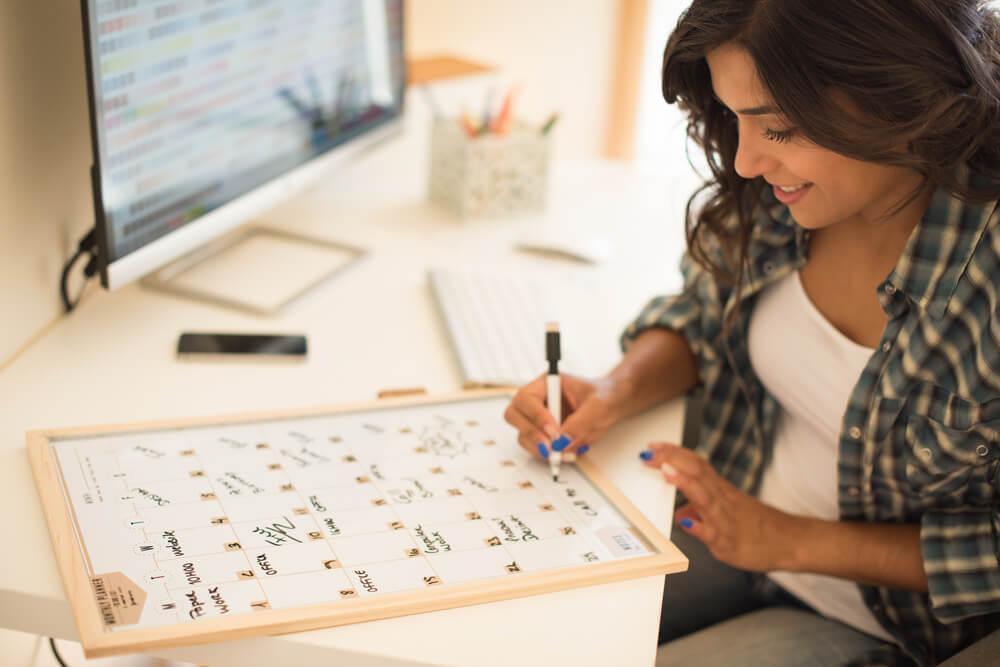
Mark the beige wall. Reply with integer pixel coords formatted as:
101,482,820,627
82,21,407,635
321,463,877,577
0,1,625,366
0,3,94,367
635,0,690,167
406,0,621,161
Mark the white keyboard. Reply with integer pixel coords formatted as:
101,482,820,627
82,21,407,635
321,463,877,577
429,268,578,387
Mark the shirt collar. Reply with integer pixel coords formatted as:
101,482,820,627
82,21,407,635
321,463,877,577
888,167,998,318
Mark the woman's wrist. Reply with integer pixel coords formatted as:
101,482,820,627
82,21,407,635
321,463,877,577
599,368,637,423
770,512,814,572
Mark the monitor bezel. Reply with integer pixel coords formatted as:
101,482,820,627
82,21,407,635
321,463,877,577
79,0,407,290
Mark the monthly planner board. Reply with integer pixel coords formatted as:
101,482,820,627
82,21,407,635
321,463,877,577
28,391,686,657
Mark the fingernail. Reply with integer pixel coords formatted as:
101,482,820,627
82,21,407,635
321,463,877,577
537,443,549,459
577,444,590,456
552,435,570,452
680,518,694,529
661,462,677,476
544,424,559,440
639,450,653,461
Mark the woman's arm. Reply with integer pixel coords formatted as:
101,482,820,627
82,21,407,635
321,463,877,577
647,442,931,593
783,517,927,592
606,327,700,421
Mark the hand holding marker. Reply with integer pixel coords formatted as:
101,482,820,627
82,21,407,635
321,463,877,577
540,323,591,478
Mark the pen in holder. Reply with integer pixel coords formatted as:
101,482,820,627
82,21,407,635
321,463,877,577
428,117,552,219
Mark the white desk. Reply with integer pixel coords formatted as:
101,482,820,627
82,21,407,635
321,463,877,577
1,110,694,666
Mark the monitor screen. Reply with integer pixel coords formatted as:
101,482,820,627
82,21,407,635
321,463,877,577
81,0,405,286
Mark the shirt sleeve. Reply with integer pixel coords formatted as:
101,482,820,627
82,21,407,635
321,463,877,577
921,506,1000,623
619,249,731,376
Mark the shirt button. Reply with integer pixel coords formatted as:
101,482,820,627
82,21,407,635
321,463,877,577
847,486,860,497
849,426,862,440
977,444,990,457
881,341,892,353
763,262,775,275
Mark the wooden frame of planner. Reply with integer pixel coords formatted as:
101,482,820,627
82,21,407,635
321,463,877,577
27,388,688,658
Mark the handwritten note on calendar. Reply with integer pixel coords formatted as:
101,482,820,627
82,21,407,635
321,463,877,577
34,392,678,653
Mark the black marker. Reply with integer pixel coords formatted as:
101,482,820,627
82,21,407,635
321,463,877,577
546,322,562,481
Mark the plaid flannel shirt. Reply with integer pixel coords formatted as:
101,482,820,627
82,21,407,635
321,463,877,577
622,172,1000,666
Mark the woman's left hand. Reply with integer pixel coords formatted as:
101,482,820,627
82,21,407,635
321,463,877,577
642,442,800,573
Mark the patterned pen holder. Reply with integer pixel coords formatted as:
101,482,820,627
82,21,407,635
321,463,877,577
428,118,551,219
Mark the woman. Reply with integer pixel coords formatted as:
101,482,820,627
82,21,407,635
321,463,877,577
503,1,1000,665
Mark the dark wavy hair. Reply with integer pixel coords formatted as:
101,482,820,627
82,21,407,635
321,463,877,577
663,0,1000,296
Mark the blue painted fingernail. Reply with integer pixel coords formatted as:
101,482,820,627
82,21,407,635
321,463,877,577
577,445,590,456
537,443,549,459
680,518,694,529
639,450,653,461
552,435,570,452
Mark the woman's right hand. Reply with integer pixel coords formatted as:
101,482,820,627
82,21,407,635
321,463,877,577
503,373,625,460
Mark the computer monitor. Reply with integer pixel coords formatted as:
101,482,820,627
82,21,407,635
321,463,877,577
80,0,406,291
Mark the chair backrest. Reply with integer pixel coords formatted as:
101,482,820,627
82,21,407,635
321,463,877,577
681,389,704,450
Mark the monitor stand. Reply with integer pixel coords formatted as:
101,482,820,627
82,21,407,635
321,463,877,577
140,225,365,316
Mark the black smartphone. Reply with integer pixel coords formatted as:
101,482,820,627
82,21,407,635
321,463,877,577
177,333,308,360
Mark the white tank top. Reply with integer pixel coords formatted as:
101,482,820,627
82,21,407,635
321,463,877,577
748,269,894,643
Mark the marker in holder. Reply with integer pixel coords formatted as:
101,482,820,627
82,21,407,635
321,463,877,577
428,118,551,219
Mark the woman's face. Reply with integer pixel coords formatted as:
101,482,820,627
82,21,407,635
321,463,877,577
705,42,923,231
